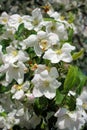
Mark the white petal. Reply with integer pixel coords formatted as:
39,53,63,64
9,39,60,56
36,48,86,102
40,70,48,78
55,108,67,117
23,35,37,47
37,31,47,39
50,67,59,78
50,80,61,89
12,90,24,100
44,88,56,99
43,49,59,63
33,87,43,97
49,33,59,45
34,43,43,56
61,53,73,62
62,43,75,52
56,117,66,129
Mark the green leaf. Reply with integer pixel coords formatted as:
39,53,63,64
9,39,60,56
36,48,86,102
0,112,7,117
0,24,6,35
56,89,65,105
76,70,87,95
65,95,76,111
0,39,11,53
34,97,48,116
44,17,57,22
0,85,9,93
15,23,37,41
64,65,78,92
68,12,75,23
67,27,74,42
72,48,84,60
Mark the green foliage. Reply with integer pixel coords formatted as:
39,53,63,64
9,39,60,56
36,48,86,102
72,48,84,60
67,27,74,43
0,111,7,117
34,97,48,116
15,23,37,41
68,12,75,23
55,89,65,105
0,39,12,53
65,95,76,111
64,65,87,95
0,24,6,35
64,65,78,92
76,70,87,95
44,17,57,22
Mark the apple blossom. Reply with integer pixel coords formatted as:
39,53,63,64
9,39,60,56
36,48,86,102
32,65,61,99
43,43,75,63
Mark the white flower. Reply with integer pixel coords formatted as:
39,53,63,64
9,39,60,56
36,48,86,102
77,87,87,110
3,45,29,64
19,109,41,129
43,43,75,63
46,21,68,40
34,31,59,56
21,31,59,56
32,65,61,99
4,110,20,129
12,90,24,100
6,62,27,84
0,45,29,84
55,107,87,130
7,14,22,31
0,61,27,84
16,108,24,117
0,12,9,25
0,116,5,129
20,34,37,50
11,81,30,100
31,8,43,31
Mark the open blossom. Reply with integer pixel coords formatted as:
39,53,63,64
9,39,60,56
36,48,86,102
11,81,30,100
0,46,29,84
46,21,68,40
0,12,9,25
43,43,75,63
20,30,59,56
34,31,59,56
7,14,33,31
30,8,43,31
2,46,29,64
55,107,87,130
32,65,61,99
76,87,87,110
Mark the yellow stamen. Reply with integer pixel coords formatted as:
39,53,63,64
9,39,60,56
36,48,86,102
60,16,65,20
82,103,87,109
40,39,48,50
13,84,22,90
44,80,49,87
2,18,8,23
31,64,38,71
55,49,62,54
18,17,23,23
12,50,18,56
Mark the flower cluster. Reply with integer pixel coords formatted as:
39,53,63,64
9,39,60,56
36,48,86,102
0,6,87,130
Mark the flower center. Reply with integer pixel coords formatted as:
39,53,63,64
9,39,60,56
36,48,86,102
44,80,49,87
55,49,62,54
12,51,18,56
14,84,22,90
18,17,23,23
2,18,8,23
82,103,87,109
40,39,48,50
